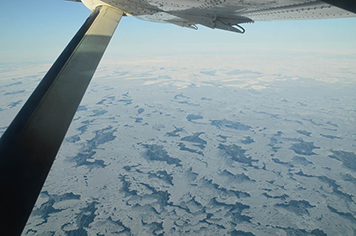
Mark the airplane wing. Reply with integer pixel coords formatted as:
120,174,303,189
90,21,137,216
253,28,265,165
106,0,356,33
0,0,355,235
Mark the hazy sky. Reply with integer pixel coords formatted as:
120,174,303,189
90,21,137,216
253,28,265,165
1,0,356,63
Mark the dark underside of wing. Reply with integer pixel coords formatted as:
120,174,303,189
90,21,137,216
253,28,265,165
239,1,355,21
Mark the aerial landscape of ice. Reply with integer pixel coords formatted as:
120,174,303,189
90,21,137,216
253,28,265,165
0,52,356,235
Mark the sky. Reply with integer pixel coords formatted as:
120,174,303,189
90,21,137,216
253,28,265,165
1,0,356,63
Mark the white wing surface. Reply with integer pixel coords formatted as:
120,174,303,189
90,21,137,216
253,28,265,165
99,0,356,33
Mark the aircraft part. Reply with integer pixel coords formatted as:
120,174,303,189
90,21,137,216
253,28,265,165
92,0,356,33
322,0,356,14
0,5,123,235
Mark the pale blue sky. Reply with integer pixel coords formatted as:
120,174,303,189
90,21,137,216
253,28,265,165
1,0,356,63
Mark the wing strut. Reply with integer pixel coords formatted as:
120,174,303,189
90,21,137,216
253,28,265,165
0,5,123,235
